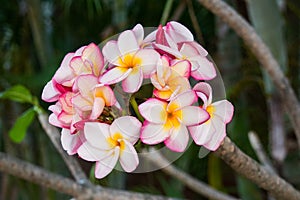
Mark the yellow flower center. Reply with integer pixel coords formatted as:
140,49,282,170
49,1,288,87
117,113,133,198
118,53,142,69
107,133,125,151
206,105,215,117
163,103,182,130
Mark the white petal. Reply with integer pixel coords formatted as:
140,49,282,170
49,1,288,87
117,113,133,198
102,41,121,65
203,116,226,151
95,148,119,179
138,98,167,123
134,49,159,78
191,57,216,80
119,140,139,172
164,124,189,152
212,100,234,123
61,129,85,155
153,43,182,58
76,75,98,96
180,106,209,126
84,122,111,150
42,81,60,102
165,21,194,42
168,90,197,111
118,30,139,55
77,142,108,161
54,53,75,84
188,121,215,146
141,122,170,144
132,24,144,45
110,116,142,144
90,97,105,119
100,67,131,85
193,82,212,105
122,67,143,93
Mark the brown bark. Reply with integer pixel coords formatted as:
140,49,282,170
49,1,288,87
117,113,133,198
0,152,178,200
215,137,300,200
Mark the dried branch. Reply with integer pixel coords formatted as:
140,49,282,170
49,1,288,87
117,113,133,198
0,152,178,200
215,137,300,200
144,148,239,200
197,0,300,147
37,113,89,185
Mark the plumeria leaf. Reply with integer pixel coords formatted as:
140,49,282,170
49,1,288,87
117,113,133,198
0,85,33,104
9,107,36,143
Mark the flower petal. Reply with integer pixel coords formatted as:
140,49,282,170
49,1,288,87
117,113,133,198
212,100,234,123
165,21,194,43
171,60,191,78
132,24,144,45
77,142,108,161
180,106,209,126
94,86,116,106
190,57,216,80
122,67,143,93
203,116,226,151
100,67,131,85
76,75,98,96
102,41,121,65
188,121,215,146
138,98,167,123
168,90,197,111
119,140,139,172
82,43,104,76
61,129,85,155
95,148,119,179
164,124,189,152
42,81,60,102
135,49,159,78
109,116,142,144
153,43,182,59
141,122,170,144
193,82,212,106
118,30,139,55
54,53,75,84
84,122,111,150
90,97,105,119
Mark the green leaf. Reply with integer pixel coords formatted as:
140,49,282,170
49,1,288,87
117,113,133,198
9,108,36,143
0,85,33,104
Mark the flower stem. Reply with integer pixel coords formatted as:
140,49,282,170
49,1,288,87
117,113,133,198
130,96,144,122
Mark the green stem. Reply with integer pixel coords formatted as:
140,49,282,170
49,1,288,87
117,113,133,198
130,96,144,122
160,0,174,25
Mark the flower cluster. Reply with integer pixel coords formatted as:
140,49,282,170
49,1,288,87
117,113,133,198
42,21,234,179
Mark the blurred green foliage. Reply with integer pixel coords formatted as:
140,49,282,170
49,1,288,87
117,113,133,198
1,0,300,199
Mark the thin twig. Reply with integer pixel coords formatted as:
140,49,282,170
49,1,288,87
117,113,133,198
144,148,239,200
248,131,276,174
0,152,179,200
170,0,186,21
214,137,300,200
160,0,175,25
197,0,300,148
185,0,205,44
37,113,90,185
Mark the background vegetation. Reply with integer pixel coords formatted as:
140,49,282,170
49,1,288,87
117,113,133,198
1,0,300,199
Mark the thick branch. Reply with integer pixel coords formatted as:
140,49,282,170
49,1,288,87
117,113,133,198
145,149,239,200
197,0,300,147
38,113,89,184
214,137,300,200
0,152,178,200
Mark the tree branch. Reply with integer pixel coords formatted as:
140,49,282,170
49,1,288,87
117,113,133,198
214,137,300,200
37,113,89,185
0,152,179,200
197,0,300,147
144,148,239,200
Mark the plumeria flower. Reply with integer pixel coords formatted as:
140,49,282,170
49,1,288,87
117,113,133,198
72,74,116,120
188,82,234,151
101,28,160,93
77,116,142,179
42,43,104,102
151,55,191,100
154,40,216,81
139,90,209,152
144,21,194,46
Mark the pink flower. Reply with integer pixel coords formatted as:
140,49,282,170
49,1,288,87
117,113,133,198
42,43,104,102
77,116,142,179
188,82,234,151
61,128,86,155
101,28,160,93
151,55,191,100
138,90,209,152
154,41,216,81
72,74,116,120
